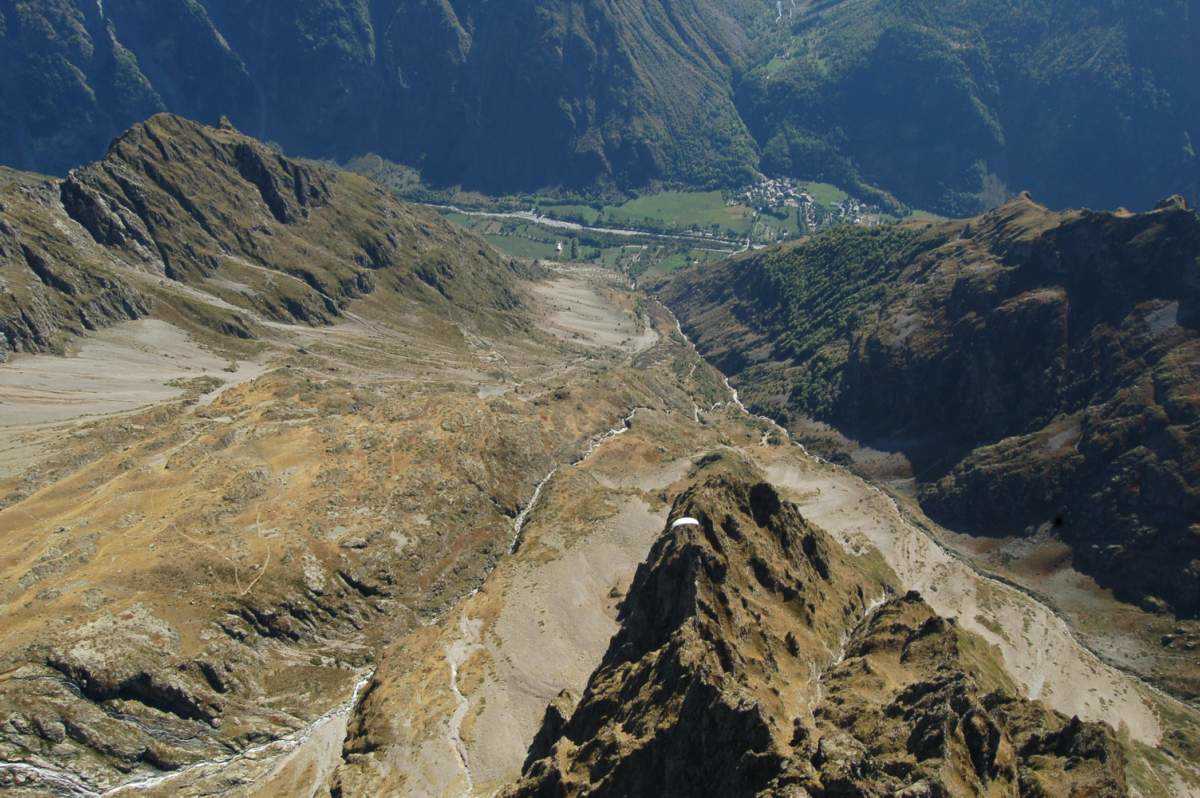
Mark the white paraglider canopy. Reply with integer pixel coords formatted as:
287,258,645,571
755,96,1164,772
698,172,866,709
671,517,701,529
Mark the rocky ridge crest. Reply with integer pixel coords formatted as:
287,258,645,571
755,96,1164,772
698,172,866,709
508,454,1127,797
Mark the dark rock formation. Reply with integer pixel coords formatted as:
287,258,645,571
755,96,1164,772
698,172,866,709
0,168,150,359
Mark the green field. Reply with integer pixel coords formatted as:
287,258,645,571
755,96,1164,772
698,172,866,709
441,213,570,260
441,211,475,226
435,180,906,272
604,191,753,235
482,234,561,260
542,192,754,237
621,245,731,281
800,181,849,206
599,245,646,267
445,208,736,280
652,251,697,274
540,203,602,225
424,176,892,249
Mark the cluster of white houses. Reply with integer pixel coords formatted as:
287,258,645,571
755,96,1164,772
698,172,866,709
735,177,885,233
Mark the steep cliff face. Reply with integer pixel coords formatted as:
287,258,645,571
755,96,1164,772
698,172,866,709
508,455,1127,797
0,113,524,358
0,0,761,191
660,195,1200,617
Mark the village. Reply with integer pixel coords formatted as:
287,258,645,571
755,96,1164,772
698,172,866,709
733,176,886,232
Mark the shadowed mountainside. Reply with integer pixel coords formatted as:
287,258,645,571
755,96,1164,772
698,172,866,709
736,0,1200,215
660,195,1200,618
0,0,762,192
1,0,1196,212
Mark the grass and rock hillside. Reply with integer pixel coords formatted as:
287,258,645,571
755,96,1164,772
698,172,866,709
1,113,525,360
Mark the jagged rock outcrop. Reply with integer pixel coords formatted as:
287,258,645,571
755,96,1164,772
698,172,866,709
0,168,149,359
507,454,1127,796
661,195,1200,617
0,113,526,357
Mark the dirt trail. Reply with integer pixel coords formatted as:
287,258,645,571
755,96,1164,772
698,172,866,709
445,614,483,796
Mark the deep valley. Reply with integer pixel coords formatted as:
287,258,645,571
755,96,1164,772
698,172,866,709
0,70,1198,796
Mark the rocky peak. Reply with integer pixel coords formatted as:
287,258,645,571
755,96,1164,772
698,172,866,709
63,113,359,286
508,452,887,797
1,115,525,357
507,455,1128,797
1156,194,1191,212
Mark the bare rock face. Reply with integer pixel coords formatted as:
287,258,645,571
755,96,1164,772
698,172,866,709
522,689,579,774
661,194,1200,618
785,595,1128,797
508,454,1127,797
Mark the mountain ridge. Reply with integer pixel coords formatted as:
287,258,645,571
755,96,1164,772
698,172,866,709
1,112,526,361
507,454,1129,797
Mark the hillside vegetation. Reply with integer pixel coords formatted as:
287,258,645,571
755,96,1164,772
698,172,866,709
0,0,762,192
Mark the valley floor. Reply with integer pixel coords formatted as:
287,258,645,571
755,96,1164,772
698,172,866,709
0,262,1197,796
